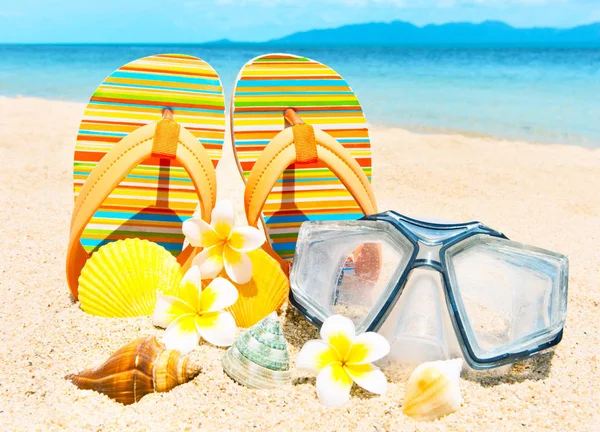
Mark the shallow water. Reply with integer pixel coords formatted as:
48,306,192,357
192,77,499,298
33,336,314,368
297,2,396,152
1,44,599,146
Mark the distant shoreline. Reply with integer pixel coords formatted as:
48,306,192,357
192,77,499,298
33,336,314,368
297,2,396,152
366,121,585,148
3,95,594,149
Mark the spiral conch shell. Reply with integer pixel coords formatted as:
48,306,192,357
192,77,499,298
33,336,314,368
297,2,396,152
66,336,201,405
402,358,463,421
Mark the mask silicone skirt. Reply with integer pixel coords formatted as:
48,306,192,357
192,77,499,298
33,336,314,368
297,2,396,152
289,211,568,370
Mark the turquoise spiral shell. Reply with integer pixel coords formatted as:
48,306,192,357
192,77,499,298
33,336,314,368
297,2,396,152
222,312,291,389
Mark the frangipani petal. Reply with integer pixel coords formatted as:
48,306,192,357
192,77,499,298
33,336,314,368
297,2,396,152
211,200,235,239
152,294,196,329
193,244,225,280
228,226,266,252
296,340,340,374
177,266,202,311
182,204,202,250
223,244,252,284
200,277,239,313
182,218,201,248
346,332,391,365
316,363,353,408
163,313,201,354
196,311,236,347
183,218,222,249
345,363,387,395
320,315,355,361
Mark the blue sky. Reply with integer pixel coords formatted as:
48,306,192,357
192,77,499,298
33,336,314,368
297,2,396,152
1,0,598,43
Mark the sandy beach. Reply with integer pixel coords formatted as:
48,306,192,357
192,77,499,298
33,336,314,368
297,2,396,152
1,95,599,431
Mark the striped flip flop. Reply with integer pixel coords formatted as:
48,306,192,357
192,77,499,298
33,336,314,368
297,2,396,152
67,54,225,298
231,53,378,270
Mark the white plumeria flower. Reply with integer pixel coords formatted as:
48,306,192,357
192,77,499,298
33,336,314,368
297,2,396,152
296,315,390,408
182,204,201,251
182,200,265,284
153,266,238,354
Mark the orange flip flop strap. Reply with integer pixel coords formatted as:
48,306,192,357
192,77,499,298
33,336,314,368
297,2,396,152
66,120,217,299
244,125,378,270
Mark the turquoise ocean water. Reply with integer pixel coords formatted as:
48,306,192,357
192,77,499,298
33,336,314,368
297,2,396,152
0,44,598,146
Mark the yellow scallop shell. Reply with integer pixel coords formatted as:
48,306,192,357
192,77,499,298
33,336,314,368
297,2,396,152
78,239,183,317
225,249,290,328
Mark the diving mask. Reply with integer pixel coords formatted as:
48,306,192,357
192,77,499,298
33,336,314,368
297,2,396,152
289,211,568,370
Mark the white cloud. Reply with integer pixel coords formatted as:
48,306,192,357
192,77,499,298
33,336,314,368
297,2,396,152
212,0,574,4
192,0,582,8
374,0,570,5
436,0,569,4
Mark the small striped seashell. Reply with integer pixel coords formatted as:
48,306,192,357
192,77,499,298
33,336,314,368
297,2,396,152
66,336,201,405
222,312,291,389
225,250,289,328
78,238,182,317
403,358,463,421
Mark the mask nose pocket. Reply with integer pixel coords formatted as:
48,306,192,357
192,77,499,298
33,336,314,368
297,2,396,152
378,268,461,366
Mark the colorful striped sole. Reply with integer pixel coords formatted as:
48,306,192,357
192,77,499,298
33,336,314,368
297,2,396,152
75,54,225,255
231,53,372,260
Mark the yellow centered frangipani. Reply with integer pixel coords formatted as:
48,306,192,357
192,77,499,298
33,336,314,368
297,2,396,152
153,266,238,354
296,315,390,408
183,200,266,284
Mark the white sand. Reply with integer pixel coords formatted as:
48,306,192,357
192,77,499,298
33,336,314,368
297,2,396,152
1,96,599,431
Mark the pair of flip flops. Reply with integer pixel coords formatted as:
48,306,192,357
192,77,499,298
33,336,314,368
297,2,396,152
66,53,378,299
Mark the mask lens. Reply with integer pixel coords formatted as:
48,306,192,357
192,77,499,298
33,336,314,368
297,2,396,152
445,235,568,362
333,241,407,325
290,220,415,331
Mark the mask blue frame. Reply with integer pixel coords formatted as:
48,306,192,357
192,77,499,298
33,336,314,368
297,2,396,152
289,210,568,370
